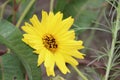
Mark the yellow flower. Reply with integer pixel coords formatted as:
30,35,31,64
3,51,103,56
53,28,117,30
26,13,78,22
22,11,85,76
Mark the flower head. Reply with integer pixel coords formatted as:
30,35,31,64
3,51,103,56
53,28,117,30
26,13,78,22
22,11,85,76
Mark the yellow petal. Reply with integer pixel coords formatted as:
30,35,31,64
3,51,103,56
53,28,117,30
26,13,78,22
72,51,85,59
43,11,63,34
30,14,41,28
46,64,55,76
44,50,55,76
52,16,74,36
37,52,46,66
22,25,36,35
55,53,70,74
56,30,75,41
22,34,43,49
41,10,48,23
44,50,55,68
58,48,85,59
59,40,84,49
64,55,78,66
61,16,74,31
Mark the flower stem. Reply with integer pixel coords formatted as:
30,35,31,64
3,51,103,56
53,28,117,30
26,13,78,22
72,65,88,80
50,0,54,12
0,0,10,20
16,0,35,28
104,3,120,80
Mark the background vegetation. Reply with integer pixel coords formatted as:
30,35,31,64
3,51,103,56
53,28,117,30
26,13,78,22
0,0,120,80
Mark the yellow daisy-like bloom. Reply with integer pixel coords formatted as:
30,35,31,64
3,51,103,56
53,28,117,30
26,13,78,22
22,11,85,76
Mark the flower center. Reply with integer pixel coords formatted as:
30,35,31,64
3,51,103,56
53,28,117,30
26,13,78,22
42,34,58,52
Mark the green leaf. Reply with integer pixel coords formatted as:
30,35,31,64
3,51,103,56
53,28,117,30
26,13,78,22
17,0,35,22
0,19,42,80
1,54,24,80
0,64,2,80
7,0,35,23
16,0,25,4
62,0,105,29
54,0,67,13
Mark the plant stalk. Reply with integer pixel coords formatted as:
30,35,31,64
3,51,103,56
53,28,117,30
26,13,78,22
0,0,10,20
72,65,88,80
50,0,54,12
16,0,35,28
104,4,120,80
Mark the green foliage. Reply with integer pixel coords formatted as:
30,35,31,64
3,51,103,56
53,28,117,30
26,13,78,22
6,0,35,24
84,67,103,80
54,0,67,13
17,0,35,21
0,65,2,80
63,0,104,28
1,54,24,80
0,20,42,80
0,0,120,80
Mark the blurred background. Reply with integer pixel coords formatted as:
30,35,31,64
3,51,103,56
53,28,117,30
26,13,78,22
0,0,119,80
